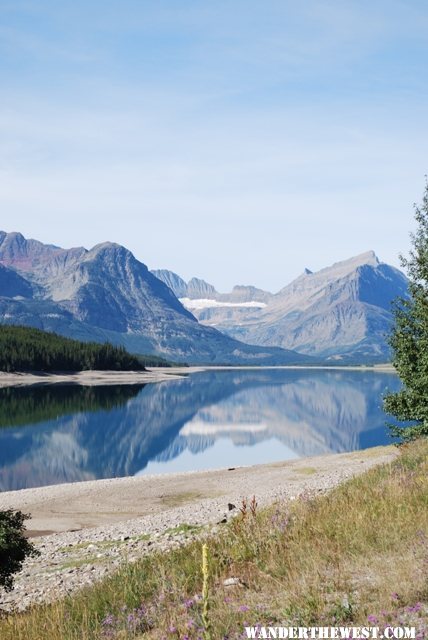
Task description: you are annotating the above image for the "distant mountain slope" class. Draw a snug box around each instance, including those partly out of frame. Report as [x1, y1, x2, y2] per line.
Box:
[152, 269, 272, 304]
[0, 263, 34, 298]
[151, 269, 188, 298]
[236, 251, 408, 361]
[0, 232, 311, 365]
[157, 252, 408, 363]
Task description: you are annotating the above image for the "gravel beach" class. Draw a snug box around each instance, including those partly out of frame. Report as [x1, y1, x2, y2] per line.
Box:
[0, 445, 397, 612]
[0, 368, 189, 388]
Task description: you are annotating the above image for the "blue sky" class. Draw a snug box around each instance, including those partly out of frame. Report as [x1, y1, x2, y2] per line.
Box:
[0, 1, 427, 291]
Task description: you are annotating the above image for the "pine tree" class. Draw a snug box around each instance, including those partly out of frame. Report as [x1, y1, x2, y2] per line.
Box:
[0, 325, 146, 372]
[384, 181, 428, 442]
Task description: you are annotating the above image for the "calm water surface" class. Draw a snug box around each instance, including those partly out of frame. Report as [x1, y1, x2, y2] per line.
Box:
[0, 369, 402, 491]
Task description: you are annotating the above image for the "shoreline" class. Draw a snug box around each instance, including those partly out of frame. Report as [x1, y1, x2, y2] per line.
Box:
[0, 445, 397, 611]
[0, 363, 396, 388]
[0, 368, 186, 388]
[0, 446, 396, 536]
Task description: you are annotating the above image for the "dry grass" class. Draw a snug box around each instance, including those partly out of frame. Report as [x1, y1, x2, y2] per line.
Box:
[291, 466, 317, 475]
[1, 442, 427, 639]
[159, 491, 210, 507]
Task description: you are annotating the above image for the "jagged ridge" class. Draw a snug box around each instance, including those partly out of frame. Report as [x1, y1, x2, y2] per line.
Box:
[0, 232, 311, 365]
[155, 252, 408, 363]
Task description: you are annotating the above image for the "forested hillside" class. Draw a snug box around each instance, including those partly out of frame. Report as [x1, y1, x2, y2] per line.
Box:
[0, 325, 145, 372]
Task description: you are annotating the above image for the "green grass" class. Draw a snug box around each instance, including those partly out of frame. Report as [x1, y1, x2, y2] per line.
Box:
[55, 556, 102, 572]
[58, 534, 151, 555]
[292, 465, 317, 475]
[1, 441, 427, 638]
[159, 491, 210, 507]
[164, 523, 203, 536]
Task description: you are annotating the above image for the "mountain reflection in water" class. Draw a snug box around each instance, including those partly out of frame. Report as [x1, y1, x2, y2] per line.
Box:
[0, 369, 401, 490]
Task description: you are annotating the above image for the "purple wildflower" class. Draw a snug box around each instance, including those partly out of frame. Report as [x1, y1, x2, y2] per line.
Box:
[184, 598, 194, 609]
[102, 614, 116, 626]
[239, 604, 250, 612]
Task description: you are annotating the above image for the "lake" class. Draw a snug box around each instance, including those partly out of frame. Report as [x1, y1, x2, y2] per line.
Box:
[0, 368, 402, 491]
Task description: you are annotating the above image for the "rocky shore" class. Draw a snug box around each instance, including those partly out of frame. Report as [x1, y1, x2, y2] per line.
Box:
[0, 368, 190, 388]
[0, 364, 395, 389]
[0, 446, 396, 612]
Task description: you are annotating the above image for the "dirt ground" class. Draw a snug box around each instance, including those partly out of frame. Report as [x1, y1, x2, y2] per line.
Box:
[0, 445, 397, 536]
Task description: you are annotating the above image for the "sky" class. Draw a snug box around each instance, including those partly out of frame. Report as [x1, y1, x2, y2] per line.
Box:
[0, 1, 427, 292]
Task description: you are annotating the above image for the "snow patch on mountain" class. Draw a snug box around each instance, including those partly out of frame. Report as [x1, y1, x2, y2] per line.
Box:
[165, 251, 408, 363]
[180, 298, 267, 310]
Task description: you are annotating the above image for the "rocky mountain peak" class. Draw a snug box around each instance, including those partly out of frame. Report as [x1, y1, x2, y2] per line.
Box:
[86, 241, 131, 261]
[177, 250, 408, 363]
[359, 249, 379, 264]
[276, 251, 383, 299]
[79, 243, 162, 291]
[0, 230, 78, 275]
[0, 231, 314, 364]
[151, 269, 188, 298]
[330, 250, 379, 273]
[89, 241, 124, 254]
[0, 231, 25, 245]
[226, 285, 272, 303]
[186, 277, 217, 299]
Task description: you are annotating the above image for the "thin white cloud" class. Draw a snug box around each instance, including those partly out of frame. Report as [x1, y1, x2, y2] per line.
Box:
[0, 1, 426, 290]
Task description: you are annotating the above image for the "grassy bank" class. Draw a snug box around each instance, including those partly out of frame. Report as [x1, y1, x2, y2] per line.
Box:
[1, 442, 427, 638]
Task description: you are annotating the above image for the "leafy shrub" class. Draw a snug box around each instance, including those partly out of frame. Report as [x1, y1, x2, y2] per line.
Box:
[0, 510, 40, 592]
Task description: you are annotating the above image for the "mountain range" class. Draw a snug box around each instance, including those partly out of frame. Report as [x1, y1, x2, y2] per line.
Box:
[0, 231, 408, 364]
[0, 231, 310, 365]
[154, 251, 408, 362]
